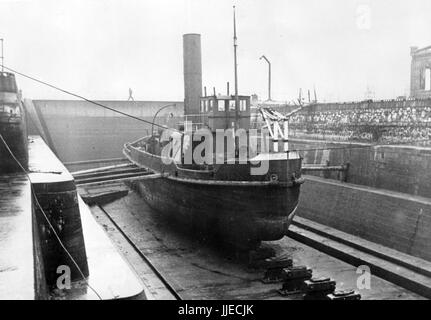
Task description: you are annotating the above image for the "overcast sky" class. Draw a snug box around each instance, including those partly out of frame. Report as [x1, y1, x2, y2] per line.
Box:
[1, 0, 431, 102]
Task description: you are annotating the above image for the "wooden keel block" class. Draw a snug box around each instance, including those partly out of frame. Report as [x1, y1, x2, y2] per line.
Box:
[327, 290, 362, 300]
[277, 266, 312, 296]
[261, 260, 296, 284]
[303, 277, 336, 300]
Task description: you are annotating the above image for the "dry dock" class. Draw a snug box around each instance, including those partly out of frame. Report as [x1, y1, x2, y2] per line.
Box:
[82, 184, 426, 300]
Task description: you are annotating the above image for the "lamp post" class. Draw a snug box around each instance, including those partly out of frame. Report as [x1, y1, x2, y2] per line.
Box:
[260, 55, 271, 101]
[151, 103, 176, 136]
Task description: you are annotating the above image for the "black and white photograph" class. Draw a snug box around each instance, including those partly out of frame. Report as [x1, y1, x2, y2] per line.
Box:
[0, 0, 430, 309]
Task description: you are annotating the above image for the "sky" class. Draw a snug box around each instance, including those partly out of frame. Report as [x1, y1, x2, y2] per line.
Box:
[1, 0, 431, 102]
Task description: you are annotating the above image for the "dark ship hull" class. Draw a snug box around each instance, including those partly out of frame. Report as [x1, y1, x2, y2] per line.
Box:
[0, 72, 28, 173]
[124, 136, 303, 247]
[0, 123, 27, 168]
[132, 175, 300, 245]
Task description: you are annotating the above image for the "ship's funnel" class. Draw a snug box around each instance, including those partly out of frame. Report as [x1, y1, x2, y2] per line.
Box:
[0, 72, 18, 93]
[183, 34, 202, 117]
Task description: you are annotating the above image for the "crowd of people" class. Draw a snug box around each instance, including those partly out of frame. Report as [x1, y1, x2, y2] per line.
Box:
[252, 100, 431, 144]
[289, 106, 431, 125]
[289, 125, 431, 145]
[283, 102, 431, 144]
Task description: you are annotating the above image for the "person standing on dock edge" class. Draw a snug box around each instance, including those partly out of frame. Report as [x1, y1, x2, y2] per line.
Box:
[128, 88, 134, 101]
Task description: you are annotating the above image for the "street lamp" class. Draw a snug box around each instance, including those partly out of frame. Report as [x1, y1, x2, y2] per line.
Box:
[260, 55, 271, 101]
[151, 103, 176, 136]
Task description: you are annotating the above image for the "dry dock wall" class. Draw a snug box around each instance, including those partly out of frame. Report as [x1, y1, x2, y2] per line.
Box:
[254, 98, 431, 197]
[27, 100, 183, 163]
[271, 98, 431, 260]
[298, 176, 431, 261]
[289, 139, 431, 198]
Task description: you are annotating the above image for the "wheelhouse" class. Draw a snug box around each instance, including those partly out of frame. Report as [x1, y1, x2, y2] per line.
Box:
[199, 95, 251, 131]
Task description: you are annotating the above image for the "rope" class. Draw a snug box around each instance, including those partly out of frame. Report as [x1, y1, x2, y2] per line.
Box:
[0, 64, 178, 132]
[1, 64, 428, 154]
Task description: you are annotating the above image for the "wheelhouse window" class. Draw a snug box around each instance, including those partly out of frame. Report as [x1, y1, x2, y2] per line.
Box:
[240, 99, 247, 111]
[218, 100, 225, 111]
[229, 100, 236, 111]
[201, 100, 212, 112]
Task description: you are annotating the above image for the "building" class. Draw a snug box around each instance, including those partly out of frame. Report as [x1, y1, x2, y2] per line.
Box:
[410, 45, 431, 99]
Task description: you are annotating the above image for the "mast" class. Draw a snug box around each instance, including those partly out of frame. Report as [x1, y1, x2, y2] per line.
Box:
[233, 6, 239, 130]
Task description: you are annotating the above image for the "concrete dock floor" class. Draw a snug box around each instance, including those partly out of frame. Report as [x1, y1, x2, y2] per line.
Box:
[89, 190, 425, 300]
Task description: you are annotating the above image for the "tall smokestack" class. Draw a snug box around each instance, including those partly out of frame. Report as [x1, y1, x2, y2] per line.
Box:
[183, 34, 202, 116]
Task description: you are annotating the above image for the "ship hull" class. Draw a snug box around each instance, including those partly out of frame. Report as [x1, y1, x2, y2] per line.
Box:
[131, 174, 300, 247]
[124, 136, 303, 248]
[0, 73, 28, 173]
[0, 120, 28, 172]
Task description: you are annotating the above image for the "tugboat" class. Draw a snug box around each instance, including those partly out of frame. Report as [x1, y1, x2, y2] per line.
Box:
[0, 71, 28, 173]
[124, 10, 304, 248]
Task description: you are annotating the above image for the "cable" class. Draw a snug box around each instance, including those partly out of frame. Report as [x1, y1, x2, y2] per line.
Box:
[1, 64, 428, 154]
[0, 134, 103, 300]
[0, 64, 180, 133]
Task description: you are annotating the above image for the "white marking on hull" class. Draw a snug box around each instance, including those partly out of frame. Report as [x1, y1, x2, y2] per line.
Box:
[287, 204, 299, 225]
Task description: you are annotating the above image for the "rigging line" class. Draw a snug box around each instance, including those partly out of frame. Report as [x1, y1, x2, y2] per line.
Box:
[0, 64, 180, 133]
[0, 134, 103, 300]
[2, 64, 429, 153]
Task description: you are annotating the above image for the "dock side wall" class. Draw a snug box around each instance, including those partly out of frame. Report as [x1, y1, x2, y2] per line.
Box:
[298, 176, 431, 261]
[28, 100, 184, 163]
[289, 139, 431, 198]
